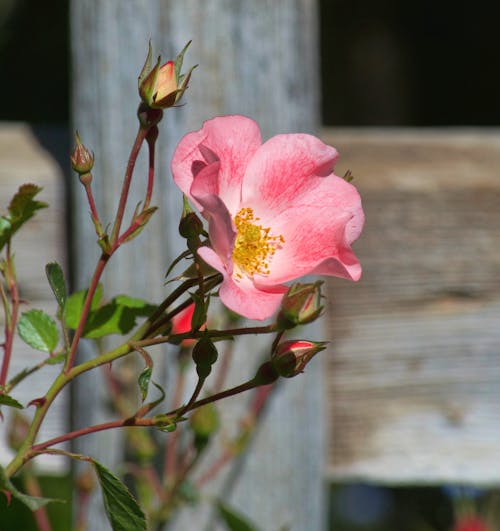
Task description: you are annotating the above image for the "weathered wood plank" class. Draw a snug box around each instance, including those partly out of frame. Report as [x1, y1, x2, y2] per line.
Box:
[0, 124, 68, 472]
[322, 128, 500, 484]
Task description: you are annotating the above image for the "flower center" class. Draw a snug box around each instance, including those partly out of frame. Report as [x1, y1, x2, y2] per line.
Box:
[232, 207, 284, 279]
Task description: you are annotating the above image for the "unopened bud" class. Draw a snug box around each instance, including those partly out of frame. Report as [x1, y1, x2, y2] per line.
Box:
[138, 41, 196, 110]
[271, 340, 327, 378]
[192, 336, 218, 378]
[277, 281, 323, 328]
[70, 132, 94, 175]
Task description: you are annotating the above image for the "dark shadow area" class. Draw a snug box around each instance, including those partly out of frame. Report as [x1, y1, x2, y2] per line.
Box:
[0, 0, 69, 123]
[320, 0, 500, 126]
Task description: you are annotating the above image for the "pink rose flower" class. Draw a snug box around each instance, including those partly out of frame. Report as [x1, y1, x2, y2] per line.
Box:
[171, 115, 364, 320]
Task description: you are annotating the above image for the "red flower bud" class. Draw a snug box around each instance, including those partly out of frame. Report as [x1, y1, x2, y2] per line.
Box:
[271, 340, 327, 378]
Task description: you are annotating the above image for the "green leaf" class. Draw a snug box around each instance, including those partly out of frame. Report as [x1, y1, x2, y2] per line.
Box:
[46, 353, 66, 365]
[63, 284, 103, 329]
[0, 394, 23, 409]
[18, 309, 59, 353]
[217, 501, 262, 531]
[92, 460, 146, 531]
[0, 184, 47, 252]
[0, 465, 55, 511]
[138, 366, 152, 402]
[45, 262, 67, 309]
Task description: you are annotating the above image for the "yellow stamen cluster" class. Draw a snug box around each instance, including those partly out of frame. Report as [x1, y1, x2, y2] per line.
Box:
[232, 207, 284, 279]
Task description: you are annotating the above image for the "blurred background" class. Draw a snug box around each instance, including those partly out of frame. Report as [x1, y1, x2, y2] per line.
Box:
[1, 0, 499, 126]
[1, 1, 499, 530]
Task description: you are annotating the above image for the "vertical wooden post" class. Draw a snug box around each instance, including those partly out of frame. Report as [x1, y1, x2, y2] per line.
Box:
[70, 1, 323, 529]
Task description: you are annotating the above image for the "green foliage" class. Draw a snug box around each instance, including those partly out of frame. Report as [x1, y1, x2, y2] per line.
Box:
[0, 473, 72, 530]
[17, 309, 59, 353]
[92, 460, 146, 531]
[64, 287, 156, 339]
[45, 262, 67, 310]
[138, 366, 153, 402]
[0, 184, 47, 252]
[0, 466, 55, 512]
[217, 501, 262, 531]
[0, 393, 23, 409]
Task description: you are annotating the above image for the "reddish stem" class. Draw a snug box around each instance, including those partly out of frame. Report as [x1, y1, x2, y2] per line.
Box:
[64, 253, 110, 373]
[0, 247, 20, 386]
[111, 126, 149, 244]
[144, 126, 158, 209]
[31, 416, 155, 454]
[83, 182, 103, 235]
[164, 367, 186, 480]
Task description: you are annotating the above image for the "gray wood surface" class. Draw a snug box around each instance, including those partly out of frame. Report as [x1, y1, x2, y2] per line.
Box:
[323, 128, 500, 485]
[70, 1, 323, 530]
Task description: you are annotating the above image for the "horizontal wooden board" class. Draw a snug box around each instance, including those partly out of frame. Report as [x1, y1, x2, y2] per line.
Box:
[322, 128, 500, 484]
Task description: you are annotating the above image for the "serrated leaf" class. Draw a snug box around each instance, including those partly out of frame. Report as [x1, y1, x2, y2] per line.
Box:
[114, 295, 156, 315]
[18, 309, 59, 353]
[45, 262, 67, 309]
[0, 184, 47, 252]
[92, 460, 146, 531]
[138, 366, 152, 402]
[0, 394, 23, 409]
[63, 284, 103, 329]
[217, 501, 262, 531]
[0, 465, 55, 511]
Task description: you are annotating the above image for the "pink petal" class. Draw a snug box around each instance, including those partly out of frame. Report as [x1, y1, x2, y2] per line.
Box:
[241, 133, 339, 217]
[197, 247, 287, 320]
[255, 175, 364, 285]
[191, 163, 236, 267]
[171, 115, 262, 214]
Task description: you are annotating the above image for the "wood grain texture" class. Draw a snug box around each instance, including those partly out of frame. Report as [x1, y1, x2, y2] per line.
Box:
[70, 2, 323, 529]
[0, 124, 68, 472]
[322, 128, 500, 484]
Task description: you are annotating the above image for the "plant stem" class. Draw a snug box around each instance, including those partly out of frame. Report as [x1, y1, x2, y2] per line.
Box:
[110, 126, 149, 244]
[144, 126, 157, 209]
[0, 244, 20, 387]
[64, 252, 110, 373]
[168, 378, 258, 417]
[30, 416, 155, 454]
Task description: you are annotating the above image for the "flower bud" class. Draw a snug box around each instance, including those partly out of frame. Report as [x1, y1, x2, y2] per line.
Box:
[277, 281, 323, 328]
[138, 41, 196, 110]
[192, 336, 218, 378]
[70, 131, 94, 175]
[271, 340, 327, 378]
